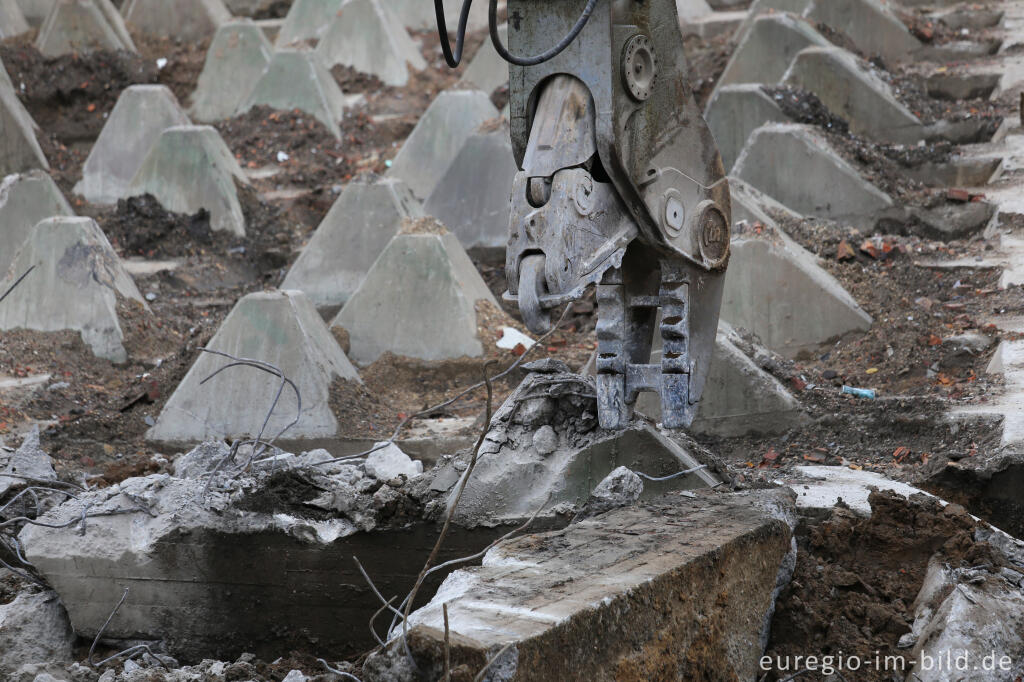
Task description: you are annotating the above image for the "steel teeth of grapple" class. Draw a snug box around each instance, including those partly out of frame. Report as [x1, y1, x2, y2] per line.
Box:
[659, 267, 694, 429]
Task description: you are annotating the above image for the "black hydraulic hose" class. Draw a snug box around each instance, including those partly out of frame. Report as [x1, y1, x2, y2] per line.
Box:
[488, 0, 599, 66]
[435, 0, 475, 67]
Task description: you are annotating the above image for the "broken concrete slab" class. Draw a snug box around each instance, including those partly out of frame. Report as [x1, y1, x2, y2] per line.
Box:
[422, 122, 517, 254]
[238, 48, 346, 139]
[368, 489, 795, 681]
[733, 123, 894, 230]
[0, 590, 75, 677]
[0, 216, 148, 363]
[804, 0, 921, 62]
[460, 23, 508, 95]
[315, 0, 426, 87]
[189, 21, 274, 123]
[331, 218, 501, 366]
[0, 428, 57, 498]
[148, 290, 360, 445]
[280, 174, 423, 309]
[127, 125, 249, 237]
[704, 84, 789, 171]
[0, 171, 74, 277]
[387, 88, 499, 199]
[0, 80, 48, 178]
[781, 46, 924, 144]
[122, 0, 231, 41]
[786, 464, 939, 515]
[721, 222, 873, 358]
[0, 0, 29, 38]
[74, 85, 190, 205]
[35, 0, 135, 57]
[276, 0, 342, 45]
[717, 13, 831, 89]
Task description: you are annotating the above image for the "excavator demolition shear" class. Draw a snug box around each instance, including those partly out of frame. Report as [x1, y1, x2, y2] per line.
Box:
[435, 0, 732, 431]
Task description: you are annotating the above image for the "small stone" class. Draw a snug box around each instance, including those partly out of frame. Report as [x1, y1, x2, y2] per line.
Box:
[532, 425, 558, 456]
[282, 670, 308, 682]
[364, 442, 420, 480]
[590, 466, 643, 508]
[513, 396, 555, 427]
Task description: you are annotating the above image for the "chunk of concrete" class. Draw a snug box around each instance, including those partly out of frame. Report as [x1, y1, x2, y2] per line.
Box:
[787, 465, 938, 515]
[369, 489, 795, 681]
[316, 0, 426, 87]
[704, 84, 789, 171]
[460, 23, 508, 94]
[74, 85, 190, 205]
[0, 428, 56, 498]
[122, 0, 231, 41]
[0, 171, 74, 276]
[0, 216, 148, 363]
[364, 442, 420, 481]
[0, 0, 29, 37]
[733, 123, 893, 229]
[331, 219, 501, 366]
[717, 13, 831, 88]
[804, 0, 920, 63]
[238, 48, 346, 139]
[422, 123, 517, 253]
[0, 81, 48, 178]
[722, 223, 873, 357]
[276, 0, 342, 45]
[0, 591, 75, 676]
[127, 125, 249, 237]
[190, 21, 274, 123]
[35, 0, 135, 57]
[387, 88, 499, 199]
[148, 290, 360, 445]
[280, 174, 423, 309]
[782, 46, 924, 144]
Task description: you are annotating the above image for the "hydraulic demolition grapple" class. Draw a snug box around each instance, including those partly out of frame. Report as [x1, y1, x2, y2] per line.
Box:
[436, 0, 731, 430]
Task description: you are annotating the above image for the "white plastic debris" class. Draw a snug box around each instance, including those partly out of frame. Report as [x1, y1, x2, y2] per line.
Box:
[496, 327, 535, 351]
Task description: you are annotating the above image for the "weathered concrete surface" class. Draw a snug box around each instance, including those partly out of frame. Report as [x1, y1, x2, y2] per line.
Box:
[127, 125, 249, 237]
[733, 0, 810, 41]
[722, 222, 873, 358]
[367, 490, 796, 682]
[189, 21, 273, 123]
[0, 171, 74, 276]
[0, 427, 57, 498]
[16, 0, 53, 26]
[122, 0, 231, 40]
[733, 123, 894, 229]
[74, 85, 190, 205]
[717, 13, 831, 88]
[35, 0, 135, 57]
[280, 174, 423, 309]
[331, 220, 501, 366]
[782, 46, 924, 144]
[0, 591, 75, 676]
[786, 464, 940, 515]
[728, 174, 803, 225]
[423, 123, 517, 253]
[0, 78, 48, 177]
[316, 0, 426, 87]
[804, 0, 920, 62]
[387, 89, 499, 199]
[238, 48, 346, 139]
[148, 290, 360, 445]
[276, 0, 342, 45]
[461, 23, 508, 94]
[705, 84, 789, 171]
[0, 216, 148, 363]
[0, 0, 29, 38]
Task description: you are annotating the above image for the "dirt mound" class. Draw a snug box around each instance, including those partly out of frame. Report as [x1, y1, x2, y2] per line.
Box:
[103, 194, 214, 258]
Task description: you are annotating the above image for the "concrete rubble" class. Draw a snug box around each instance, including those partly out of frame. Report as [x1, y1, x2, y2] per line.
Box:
[0, 170, 74, 276]
[148, 290, 361, 446]
[238, 48, 346, 139]
[315, 0, 426, 87]
[122, 0, 231, 41]
[35, 0, 135, 58]
[0, 216, 149, 363]
[74, 85, 191, 205]
[0, 427, 57, 498]
[281, 174, 423, 310]
[189, 21, 274, 123]
[0, 590, 75, 676]
[387, 88, 500, 199]
[127, 125, 249, 237]
[0, 73, 48, 178]
[331, 218, 503, 366]
[276, 0, 342, 46]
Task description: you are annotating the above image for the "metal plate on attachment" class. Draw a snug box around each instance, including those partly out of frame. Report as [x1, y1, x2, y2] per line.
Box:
[622, 34, 657, 101]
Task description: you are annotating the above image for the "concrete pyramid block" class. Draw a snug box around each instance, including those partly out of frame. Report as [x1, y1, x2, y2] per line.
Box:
[782, 46, 923, 144]
[423, 123, 516, 252]
[705, 84, 789, 171]
[0, 0, 29, 37]
[733, 123, 893, 229]
[388, 88, 499, 199]
[391, 0, 488, 30]
[190, 21, 274, 123]
[0, 171, 75, 276]
[316, 0, 426, 87]
[74, 85, 190, 205]
[238, 48, 346, 139]
[122, 0, 231, 41]
[148, 290, 361, 445]
[722, 222, 872, 358]
[36, 0, 135, 57]
[17, 0, 55, 26]
[276, 0, 342, 46]
[733, 0, 811, 41]
[461, 23, 508, 94]
[0, 216, 148, 363]
[281, 174, 423, 309]
[728, 175, 802, 226]
[717, 13, 830, 88]
[0, 79, 48, 177]
[804, 0, 920, 62]
[331, 218, 501, 366]
[127, 125, 249, 236]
